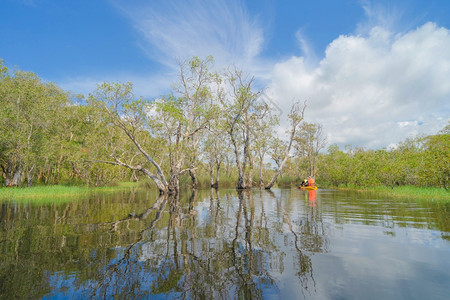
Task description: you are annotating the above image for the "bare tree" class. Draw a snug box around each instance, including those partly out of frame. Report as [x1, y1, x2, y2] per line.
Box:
[294, 122, 327, 177]
[221, 68, 267, 189]
[265, 101, 307, 190]
[91, 57, 218, 194]
[252, 104, 279, 188]
[203, 130, 227, 188]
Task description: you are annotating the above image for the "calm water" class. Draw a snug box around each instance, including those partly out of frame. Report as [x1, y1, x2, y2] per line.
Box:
[0, 188, 449, 299]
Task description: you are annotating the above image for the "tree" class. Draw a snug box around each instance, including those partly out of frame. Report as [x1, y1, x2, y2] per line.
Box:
[420, 123, 450, 189]
[221, 68, 269, 189]
[294, 122, 327, 177]
[252, 105, 279, 188]
[203, 130, 227, 188]
[90, 57, 218, 194]
[0, 61, 69, 187]
[265, 101, 306, 190]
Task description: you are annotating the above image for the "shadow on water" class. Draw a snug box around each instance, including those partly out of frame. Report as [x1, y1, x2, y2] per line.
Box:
[0, 188, 449, 299]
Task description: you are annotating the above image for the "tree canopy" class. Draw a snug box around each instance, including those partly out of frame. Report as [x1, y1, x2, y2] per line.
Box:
[1, 58, 448, 191]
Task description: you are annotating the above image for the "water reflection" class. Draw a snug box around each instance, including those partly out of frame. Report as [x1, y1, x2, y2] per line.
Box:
[0, 188, 449, 299]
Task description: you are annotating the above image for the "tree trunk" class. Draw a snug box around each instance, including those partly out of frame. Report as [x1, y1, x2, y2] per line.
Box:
[259, 157, 264, 188]
[265, 128, 297, 190]
[130, 170, 138, 182]
[209, 162, 215, 187]
[138, 167, 169, 194]
[188, 169, 198, 189]
[5, 162, 22, 187]
[168, 174, 180, 195]
[26, 164, 35, 187]
[225, 157, 231, 177]
[247, 151, 254, 188]
[230, 132, 246, 189]
[56, 154, 63, 184]
[213, 161, 221, 188]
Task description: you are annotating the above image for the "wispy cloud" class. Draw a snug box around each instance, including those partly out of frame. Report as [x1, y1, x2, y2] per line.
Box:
[357, 0, 405, 34]
[73, 0, 448, 150]
[112, 0, 266, 74]
[295, 28, 318, 67]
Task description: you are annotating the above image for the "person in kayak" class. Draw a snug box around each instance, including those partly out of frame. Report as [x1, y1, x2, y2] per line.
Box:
[300, 178, 309, 187]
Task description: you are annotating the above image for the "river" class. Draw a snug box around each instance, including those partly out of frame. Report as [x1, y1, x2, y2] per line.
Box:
[0, 188, 449, 299]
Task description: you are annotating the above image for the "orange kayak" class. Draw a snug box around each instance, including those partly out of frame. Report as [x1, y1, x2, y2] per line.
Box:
[298, 186, 318, 190]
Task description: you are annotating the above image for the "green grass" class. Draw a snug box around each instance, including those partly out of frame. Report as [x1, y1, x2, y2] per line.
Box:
[336, 185, 449, 202]
[0, 182, 138, 204]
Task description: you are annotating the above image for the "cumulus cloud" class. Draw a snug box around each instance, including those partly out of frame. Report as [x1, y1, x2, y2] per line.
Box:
[62, 1, 449, 150]
[269, 22, 450, 149]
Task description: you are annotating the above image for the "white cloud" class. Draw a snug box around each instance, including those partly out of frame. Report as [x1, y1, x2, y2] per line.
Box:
[57, 0, 272, 105]
[269, 22, 450, 149]
[112, 0, 268, 77]
[59, 1, 449, 151]
[357, 0, 405, 34]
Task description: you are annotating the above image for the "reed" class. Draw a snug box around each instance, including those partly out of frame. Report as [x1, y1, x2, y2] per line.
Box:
[336, 185, 449, 202]
[0, 182, 138, 203]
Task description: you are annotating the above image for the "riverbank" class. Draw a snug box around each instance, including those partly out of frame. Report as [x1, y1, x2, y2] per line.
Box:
[0, 182, 138, 203]
[333, 185, 449, 202]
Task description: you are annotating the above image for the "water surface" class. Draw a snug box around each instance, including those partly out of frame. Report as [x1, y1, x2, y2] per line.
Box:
[0, 188, 449, 299]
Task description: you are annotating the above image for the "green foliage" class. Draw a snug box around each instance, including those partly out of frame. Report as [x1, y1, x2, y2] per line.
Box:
[0, 62, 70, 186]
[315, 124, 450, 190]
[0, 62, 136, 187]
[1, 58, 447, 194]
[0, 182, 138, 203]
[276, 175, 298, 188]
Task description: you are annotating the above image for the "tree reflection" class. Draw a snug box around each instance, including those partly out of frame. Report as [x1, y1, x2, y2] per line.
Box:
[91, 194, 168, 298]
[230, 190, 272, 299]
[4, 188, 445, 298]
[1, 188, 326, 299]
[265, 189, 329, 297]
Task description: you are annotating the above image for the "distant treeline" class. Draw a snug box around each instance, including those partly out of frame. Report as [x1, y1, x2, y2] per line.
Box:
[1, 58, 448, 191]
[284, 127, 449, 190]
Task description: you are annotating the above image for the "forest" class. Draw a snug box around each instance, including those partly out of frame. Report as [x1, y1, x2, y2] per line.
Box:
[0, 57, 449, 193]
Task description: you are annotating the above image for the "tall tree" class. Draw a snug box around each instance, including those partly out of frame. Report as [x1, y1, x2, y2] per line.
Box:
[253, 106, 279, 188]
[0, 61, 69, 186]
[294, 122, 327, 177]
[222, 68, 267, 189]
[203, 130, 227, 188]
[265, 101, 306, 190]
[90, 57, 218, 194]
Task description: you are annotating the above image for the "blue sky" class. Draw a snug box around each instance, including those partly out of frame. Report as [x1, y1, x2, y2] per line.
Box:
[1, 0, 449, 149]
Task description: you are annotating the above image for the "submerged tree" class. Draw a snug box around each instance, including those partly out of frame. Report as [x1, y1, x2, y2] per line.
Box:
[90, 57, 219, 194]
[203, 130, 227, 188]
[294, 122, 327, 177]
[265, 101, 307, 189]
[252, 101, 279, 188]
[221, 68, 269, 189]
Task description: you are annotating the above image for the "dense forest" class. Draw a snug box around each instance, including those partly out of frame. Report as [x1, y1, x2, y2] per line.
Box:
[0, 57, 448, 192]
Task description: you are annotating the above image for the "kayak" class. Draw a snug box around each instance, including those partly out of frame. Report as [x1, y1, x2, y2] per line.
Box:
[298, 186, 318, 190]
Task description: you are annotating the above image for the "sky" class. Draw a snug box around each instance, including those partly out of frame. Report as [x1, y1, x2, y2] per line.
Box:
[1, 0, 449, 150]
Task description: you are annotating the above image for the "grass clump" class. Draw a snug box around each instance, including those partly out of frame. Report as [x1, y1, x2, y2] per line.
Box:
[336, 185, 449, 202]
[0, 182, 138, 204]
